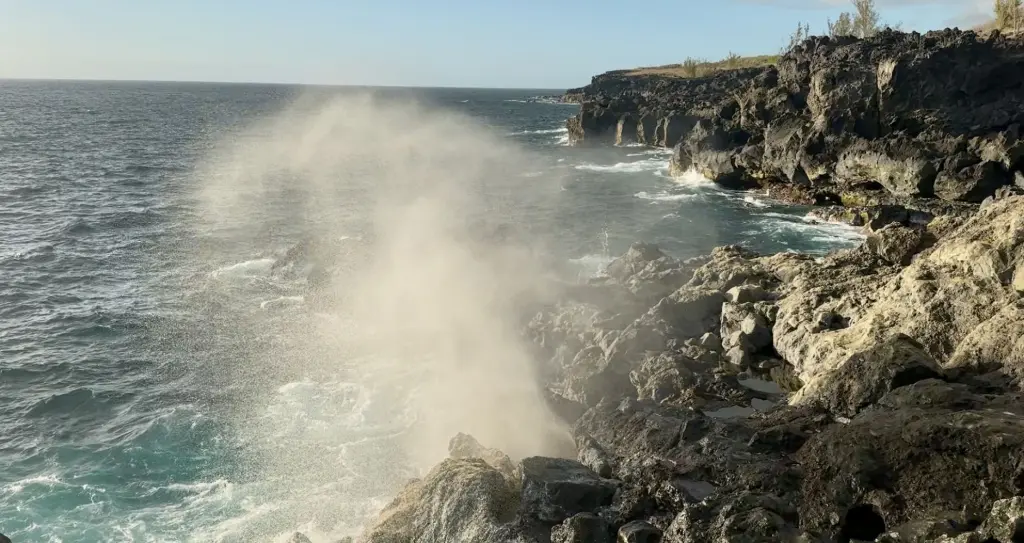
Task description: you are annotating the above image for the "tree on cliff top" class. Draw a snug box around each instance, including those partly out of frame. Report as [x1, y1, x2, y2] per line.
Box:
[829, 0, 882, 38]
[994, 0, 1022, 33]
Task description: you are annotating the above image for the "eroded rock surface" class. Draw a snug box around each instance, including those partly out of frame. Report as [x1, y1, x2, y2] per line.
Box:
[358, 197, 1024, 542]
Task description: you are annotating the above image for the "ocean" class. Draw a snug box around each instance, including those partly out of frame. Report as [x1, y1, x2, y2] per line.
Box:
[0, 81, 862, 542]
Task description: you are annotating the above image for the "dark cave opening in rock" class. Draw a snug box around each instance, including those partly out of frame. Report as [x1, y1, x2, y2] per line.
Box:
[839, 504, 886, 542]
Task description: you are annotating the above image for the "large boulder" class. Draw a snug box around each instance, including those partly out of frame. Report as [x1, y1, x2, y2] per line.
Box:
[362, 458, 518, 543]
[520, 457, 619, 524]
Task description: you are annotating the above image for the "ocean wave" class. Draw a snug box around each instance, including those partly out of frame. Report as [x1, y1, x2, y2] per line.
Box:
[574, 157, 667, 173]
[748, 213, 865, 246]
[568, 254, 614, 279]
[670, 168, 713, 187]
[634, 191, 699, 202]
[743, 195, 771, 208]
[626, 148, 674, 157]
[210, 258, 276, 279]
[508, 127, 568, 136]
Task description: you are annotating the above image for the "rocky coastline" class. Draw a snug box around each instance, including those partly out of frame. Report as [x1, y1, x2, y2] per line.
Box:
[566, 29, 1024, 212]
[344, 192, 1024, 543]
[326, 29, 1024, 543]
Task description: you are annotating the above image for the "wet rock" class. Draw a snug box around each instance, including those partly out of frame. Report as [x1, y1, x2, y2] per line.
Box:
[550, 512, 612, 543]
[449, 433, 516, 478]
[520, 457, 618, 524]
[363, 458, 518, 543]
[617, 520, 662, 542]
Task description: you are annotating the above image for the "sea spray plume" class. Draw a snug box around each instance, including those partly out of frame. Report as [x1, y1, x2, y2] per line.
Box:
[187, 92, 573, 540]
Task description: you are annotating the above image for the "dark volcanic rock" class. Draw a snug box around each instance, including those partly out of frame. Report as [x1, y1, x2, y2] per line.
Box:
[566, 29, 1024, 205]
[358, 198, 1024, 543]
[550, 512, 612, 543]
[521, 457, 619, 524]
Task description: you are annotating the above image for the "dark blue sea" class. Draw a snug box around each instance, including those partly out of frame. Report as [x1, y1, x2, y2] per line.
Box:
[0, 81, 862, 542]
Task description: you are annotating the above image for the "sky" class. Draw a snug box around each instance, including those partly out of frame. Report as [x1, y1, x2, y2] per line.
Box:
[0, 0, 994, 89]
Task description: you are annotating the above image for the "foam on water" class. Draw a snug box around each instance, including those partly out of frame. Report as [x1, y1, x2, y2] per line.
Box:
[670, 167, 714, 187]
[509, 127, 568, 136]
[634, 191, 700, 202]
[743, 195, 771, 208]
[574, 157, 668, 173]
[210, 258, 276, 279]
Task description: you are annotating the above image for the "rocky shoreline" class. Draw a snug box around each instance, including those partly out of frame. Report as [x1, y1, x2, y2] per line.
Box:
[329, 29, 1024, 543]
[342, 189, 1024, 543]
[565, 29, 1024, 212]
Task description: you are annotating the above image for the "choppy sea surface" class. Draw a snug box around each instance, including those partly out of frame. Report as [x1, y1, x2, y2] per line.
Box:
[0, 81, 862, 542]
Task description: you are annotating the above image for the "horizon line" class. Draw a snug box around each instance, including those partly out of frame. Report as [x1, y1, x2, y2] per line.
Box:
[0, 76, 569, 92]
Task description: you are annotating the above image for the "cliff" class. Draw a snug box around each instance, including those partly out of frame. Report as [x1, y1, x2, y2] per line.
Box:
[567, 29, 1024, 206]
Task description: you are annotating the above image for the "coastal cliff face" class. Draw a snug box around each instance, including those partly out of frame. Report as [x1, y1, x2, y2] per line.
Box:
[350, 195, 1024, 543]
[567, 29, 1024, 205]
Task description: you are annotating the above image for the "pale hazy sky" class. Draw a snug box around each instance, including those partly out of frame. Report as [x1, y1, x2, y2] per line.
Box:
[0, 0, 991, 88]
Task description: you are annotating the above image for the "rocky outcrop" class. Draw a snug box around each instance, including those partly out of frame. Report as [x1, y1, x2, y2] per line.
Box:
[567, 29, 1024, 206]
[355, 197, 1024, 543]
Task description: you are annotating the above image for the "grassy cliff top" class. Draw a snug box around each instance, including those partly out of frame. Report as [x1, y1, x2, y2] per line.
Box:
[612, 54, 779, 79]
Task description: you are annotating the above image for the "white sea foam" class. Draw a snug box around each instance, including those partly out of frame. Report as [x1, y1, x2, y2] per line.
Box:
[509, 127, 568, 136]
[634, 191, 699, 202]
[568, 253, 614, 279]
[670, 167, 713, 187]
[210, 258, 276, 279]
[743, 195, 771, 208]
[626, 148, 673, 157]
[574, 157, 667, 173]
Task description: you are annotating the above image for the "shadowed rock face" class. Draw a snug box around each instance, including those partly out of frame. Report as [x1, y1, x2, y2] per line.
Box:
[347, 198, 1024, 542]
[566, 29, 1024, 206]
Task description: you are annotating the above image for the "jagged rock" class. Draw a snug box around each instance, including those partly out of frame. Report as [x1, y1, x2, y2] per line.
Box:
[567, 29, 1024, 206]
[449, 433, 516, 478]
[721, 303, 772, 355]
[802, 334, 944, 417]
[725, 285, 770, 304]
[520, 457, 618, 524]
[934, 161, 1008, 203]
[978, 497, 1024, 542]
[550, 512, 612, 543]
[864, 224, 924, 265]
[363, 458, 518, 543]
[617, 520, 662, 542]
[775, 196, 1024, 400]
[835, 139, 937, 197]
[698, 332, 722, 351]
[576, 434, 615, 478]
[798, 386, 1024, 537]
[286, 533, 313, 543]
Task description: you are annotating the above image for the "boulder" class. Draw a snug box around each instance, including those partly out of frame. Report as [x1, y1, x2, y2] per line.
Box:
[864, 224, 924, 265]
[550, 513, 612, 543]
[449, 433, 516, 478]
[616, 520, 662, 543]
[520, 457, 618, 524]
[803, 334, 944, 417]
[362, 458, 518, 543]
[934, 161, 1008, 203]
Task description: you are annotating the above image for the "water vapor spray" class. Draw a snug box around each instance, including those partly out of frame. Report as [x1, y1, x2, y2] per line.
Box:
[189, 92, 572, 540]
